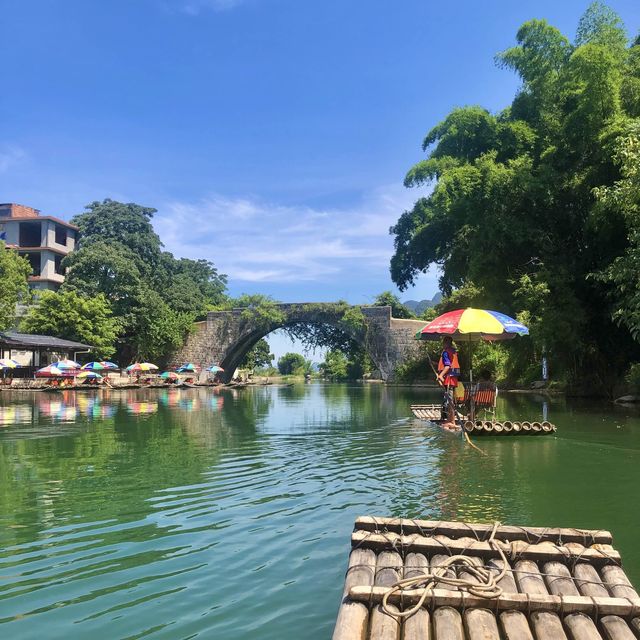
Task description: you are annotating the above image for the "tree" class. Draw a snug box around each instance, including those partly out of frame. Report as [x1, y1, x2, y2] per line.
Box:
[63, 199, 227, 362]
[389, 4, 640, 388]
[240, 339, 274, 370]
[277, 352, 307, 375]
[0, 242, 31, 331]
[373, 291, 415, 319]
[320, 350, 349, 380]
[21, 290, 119, 358]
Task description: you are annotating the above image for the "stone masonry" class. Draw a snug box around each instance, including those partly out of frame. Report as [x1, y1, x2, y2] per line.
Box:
[169, 304, 427, 382]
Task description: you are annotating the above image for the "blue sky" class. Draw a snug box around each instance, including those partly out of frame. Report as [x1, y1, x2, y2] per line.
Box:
[1, 1, 639, 328]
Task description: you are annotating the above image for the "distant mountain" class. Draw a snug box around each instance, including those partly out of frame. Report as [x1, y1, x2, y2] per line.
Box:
[403, 292, 442, 316]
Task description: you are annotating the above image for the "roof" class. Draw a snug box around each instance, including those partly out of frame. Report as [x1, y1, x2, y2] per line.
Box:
[0, 215, 79, 230]
[0, 331, 92, 350]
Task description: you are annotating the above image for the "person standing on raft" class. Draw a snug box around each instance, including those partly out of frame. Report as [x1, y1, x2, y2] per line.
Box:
[437, 336, 460, 429]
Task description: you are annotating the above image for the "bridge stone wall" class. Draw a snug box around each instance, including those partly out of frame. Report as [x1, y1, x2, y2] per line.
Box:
[169, 304, 426, 382]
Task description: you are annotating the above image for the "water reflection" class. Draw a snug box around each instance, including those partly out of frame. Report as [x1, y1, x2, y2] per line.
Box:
[0, 384, 639, 640]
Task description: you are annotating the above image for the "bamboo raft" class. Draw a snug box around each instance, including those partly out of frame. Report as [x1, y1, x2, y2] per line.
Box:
[411, 404, 557, 435]
[333, 516, 639, 640]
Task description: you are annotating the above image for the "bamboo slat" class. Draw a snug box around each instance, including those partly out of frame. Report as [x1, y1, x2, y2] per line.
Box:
[530, 611, 569, 640]
[353, 516, 613, 545]
[564, 613, 604, 640]
[432, 606, 464, 640]
[499, 610, 535, 640]
[350, 530, 620, 565]
[464, 608, 501, 640]
[401, 608, 430, 640]
[348, 586, 640, 618]
[599, 615, 637, 640]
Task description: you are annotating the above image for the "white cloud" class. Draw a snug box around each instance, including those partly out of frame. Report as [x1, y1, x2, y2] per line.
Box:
[154, 184, 419, 286]
[0, 146, 27, 173]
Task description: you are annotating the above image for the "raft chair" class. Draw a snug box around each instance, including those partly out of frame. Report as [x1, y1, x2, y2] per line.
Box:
[462, 383, 498, 422]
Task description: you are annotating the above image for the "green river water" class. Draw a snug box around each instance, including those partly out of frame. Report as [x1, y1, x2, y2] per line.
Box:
[0, 383, 639, 639]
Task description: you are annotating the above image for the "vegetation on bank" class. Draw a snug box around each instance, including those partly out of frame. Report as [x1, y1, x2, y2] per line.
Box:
[389, 3, 640, 391]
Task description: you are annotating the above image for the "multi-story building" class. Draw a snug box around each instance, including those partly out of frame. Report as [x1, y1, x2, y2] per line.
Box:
[0, 203, 78, 291]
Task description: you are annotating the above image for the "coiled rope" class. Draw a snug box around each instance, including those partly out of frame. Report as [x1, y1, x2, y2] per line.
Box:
[381, 521, 506, 619]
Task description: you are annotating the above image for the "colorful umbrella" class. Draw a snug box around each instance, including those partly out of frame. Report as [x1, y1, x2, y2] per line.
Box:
[100, 361, 119, 369]
[0, 358, 20, 368]
[416, 308, 529, 341]
[126, 362, 159, 372]
[53, 359, 81, 370]
[82, 361, 106, 370]
[160, 371, 179, 380]
[176, 363, 198, 372]
[36, 365, 65, 377]
[77, 371, 103, 380]
[206, 365, 224, 372]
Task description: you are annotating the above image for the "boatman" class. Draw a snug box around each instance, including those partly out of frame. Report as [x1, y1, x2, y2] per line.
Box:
[437, 336, 460, 428]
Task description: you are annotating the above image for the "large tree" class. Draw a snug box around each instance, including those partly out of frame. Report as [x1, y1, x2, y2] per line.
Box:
[0, 242, 31, 331]
[62, 199, 227, 362]
[389, 3, 640, 387]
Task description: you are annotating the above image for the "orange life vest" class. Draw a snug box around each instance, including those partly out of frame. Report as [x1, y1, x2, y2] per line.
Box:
[438, 347, 460, 384]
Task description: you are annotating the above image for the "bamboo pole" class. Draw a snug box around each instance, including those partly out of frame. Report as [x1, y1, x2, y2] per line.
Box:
[464, 608, 501, 640]
[543, 561, 581, 596]
[332, 548, 376, 640]
[502, 421, 514, 434]
[599, 615, 636, 640]
[433, 606, 464, 640]
[530, 611, 568, 640]
[353, 517, 613, 545]
[499, 610, 535, 640]
[600, 565, 639, 600]
[350, 530, 620, 564]
[574, 563, 610, 598]
[564, 612, 604, 640]
[369, 550, 402, 640]
[348, 586, 640, 618]
[515, 559, 549, 595]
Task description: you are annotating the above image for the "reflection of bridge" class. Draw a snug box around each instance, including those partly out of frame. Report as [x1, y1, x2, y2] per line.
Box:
[169, 304, 426, 382]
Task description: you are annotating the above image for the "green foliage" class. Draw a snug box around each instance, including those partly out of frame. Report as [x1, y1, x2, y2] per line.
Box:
[390, 4, 640, 389]
[240, 339, 274, 370]
[21, 290, 119, 358]
[234, 295, 286, 332]
[320, 350, 349, 380]
[63, 199, 227, 362]
[373, 291, 415, 318]
[0, 241, 31, 331]
[277, 352, 308, 375]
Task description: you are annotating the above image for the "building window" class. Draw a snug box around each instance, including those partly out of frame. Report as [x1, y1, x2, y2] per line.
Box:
[19, 221, 41, 247]
[54, 254, 64, 275]
[55, 225, 67, 246]
[20, 252, 41, 276]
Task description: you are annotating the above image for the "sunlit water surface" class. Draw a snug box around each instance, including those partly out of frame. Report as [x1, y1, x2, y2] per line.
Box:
[0, 384, 639, 639]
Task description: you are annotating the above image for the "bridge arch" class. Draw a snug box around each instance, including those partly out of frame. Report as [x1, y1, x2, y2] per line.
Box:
[170, 304, 427, 382]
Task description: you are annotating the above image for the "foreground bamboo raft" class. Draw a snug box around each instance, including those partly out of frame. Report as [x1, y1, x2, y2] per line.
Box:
[410, 404, 557, 435]
[333, 516, 639, 640]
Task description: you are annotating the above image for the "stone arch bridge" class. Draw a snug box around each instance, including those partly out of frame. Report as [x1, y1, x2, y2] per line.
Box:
[170, 303, 427, 382]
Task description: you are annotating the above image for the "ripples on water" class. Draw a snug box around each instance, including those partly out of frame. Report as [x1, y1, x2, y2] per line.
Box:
[0, 384, 639, 639]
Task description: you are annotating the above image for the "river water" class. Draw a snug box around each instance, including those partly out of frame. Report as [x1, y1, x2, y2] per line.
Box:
[0, 383, 639, 639]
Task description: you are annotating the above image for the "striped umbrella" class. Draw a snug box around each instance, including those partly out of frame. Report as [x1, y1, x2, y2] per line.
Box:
[126, 362, 159, 372]
[36, 365, 65, 377]
[160, 371, 179, 380]
[206, 365, 224, 373]
[0, 358, 20, 368]
[176, 363, 198, 372]
[82, 361, 107, 371]
[77, 371, 103, 380]
[53, 359, 81, 370]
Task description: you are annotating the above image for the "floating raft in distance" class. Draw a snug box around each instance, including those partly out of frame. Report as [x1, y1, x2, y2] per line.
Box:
[333, 515, 640, 640]
[410, 404, 557, 435]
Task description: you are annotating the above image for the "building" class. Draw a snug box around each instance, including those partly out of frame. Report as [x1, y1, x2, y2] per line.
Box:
[0, 331, 92, 375]
[0, 203, 78, 291]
